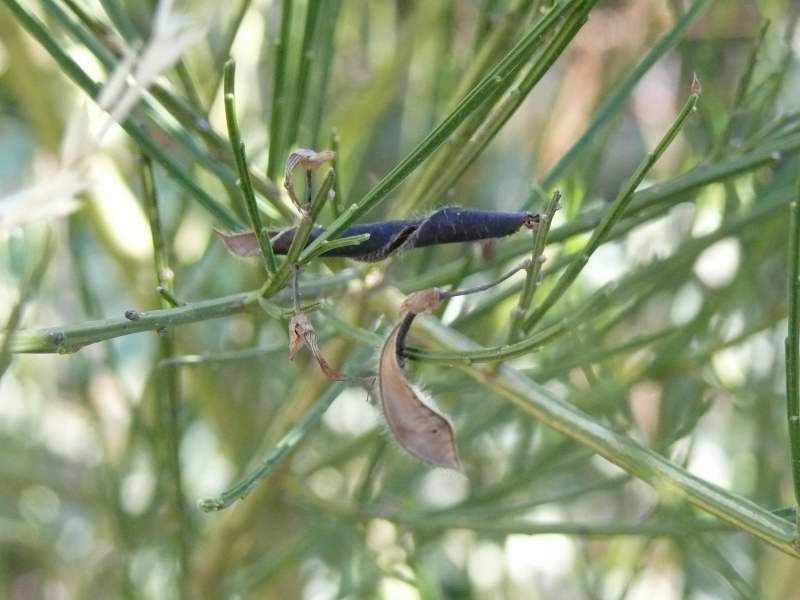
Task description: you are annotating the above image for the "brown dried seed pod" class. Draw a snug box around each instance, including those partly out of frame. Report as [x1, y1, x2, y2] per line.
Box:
[378, 319, 462, 471]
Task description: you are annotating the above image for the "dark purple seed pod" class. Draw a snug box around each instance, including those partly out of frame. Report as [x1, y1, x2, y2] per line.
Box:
[270, 207, 538, 262]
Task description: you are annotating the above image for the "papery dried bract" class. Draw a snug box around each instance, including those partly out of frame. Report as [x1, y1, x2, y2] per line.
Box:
[215, 229, 261, 257]
[288, 313, 314, 359]
[288, 313, 344, 381]
[284, 148, 336, 210]
[378, 322, 462, 471]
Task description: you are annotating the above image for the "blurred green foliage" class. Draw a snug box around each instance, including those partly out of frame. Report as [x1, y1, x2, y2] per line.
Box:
[2, 0, 800, 598]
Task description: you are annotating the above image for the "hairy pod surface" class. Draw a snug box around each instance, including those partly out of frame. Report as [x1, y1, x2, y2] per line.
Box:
[378, 316, 462, 471]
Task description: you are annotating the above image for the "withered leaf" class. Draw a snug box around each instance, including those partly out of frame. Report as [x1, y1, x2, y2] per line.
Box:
[378, 321, 462, 471]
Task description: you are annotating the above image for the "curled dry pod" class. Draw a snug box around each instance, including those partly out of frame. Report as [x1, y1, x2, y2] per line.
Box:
[284, 148, 336, 210]
[378, 318, 462, 471]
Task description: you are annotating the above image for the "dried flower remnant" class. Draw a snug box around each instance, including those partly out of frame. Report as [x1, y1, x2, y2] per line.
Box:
[288, 312, 344, 381]
[283, 148, 336, 211]
[378, 314, 462, 471]
[401, 288, 443, 314]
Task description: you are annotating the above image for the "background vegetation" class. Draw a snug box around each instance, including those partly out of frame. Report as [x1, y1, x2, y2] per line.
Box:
[1, 0, 800, 598]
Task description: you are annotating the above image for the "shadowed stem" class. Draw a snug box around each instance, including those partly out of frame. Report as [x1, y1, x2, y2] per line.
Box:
[786, 178, 800, 523]
[139, 155, 191, 595]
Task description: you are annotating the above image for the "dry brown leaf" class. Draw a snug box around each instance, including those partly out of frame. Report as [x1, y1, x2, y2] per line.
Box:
[378, 321, 462, 471]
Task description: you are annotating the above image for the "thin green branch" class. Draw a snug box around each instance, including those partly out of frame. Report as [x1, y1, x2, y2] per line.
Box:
[523, 88, 699, 331]
[297, 490, 733, 537]
[712, 19, 770, 159]
[262, 169, 335, 296]
[5, 270, 360, 354]
[785, 179, 800, 513]
[139, 155, 191, 594]
[509, 190, 561, 341]
[209, 0, 252, 101]
[528, 0, 711, 198]
[0, 234, 54, 380]
[309, 1, 342, 148]
[223, 59, 277, 275]
[267, 0, 294, 181]
[315, 0, 583, 244]
[198, 378, 347, 511]
[285, 0, 322, 147]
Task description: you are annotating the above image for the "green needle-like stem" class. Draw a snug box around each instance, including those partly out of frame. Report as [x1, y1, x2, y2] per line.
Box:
[198, 379, 346, 512]
[509, 190, 561, 341]
[262, 169, 336, 296]
[223, 59, 277, 275]
[786, 178, 800, 519]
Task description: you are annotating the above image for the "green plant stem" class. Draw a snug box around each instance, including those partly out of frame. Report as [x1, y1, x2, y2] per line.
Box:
[98, 0, 138, 41]
[209, 0, 252, 101]
[267, 0, 294, 181]
[5, 269, 360, 354]
[285, 0, 321, 147]
[509, 190, 561, 341]
[223, 60, 277, 275]
[786, 180, 800, 514]
[309, 1, 342, 148]
[330, 130, 344, 217]
[396, 0, 572, 215]
[300, 233, 371, 262]
[262, 169, 335, 296]
[295, 489, 733, 537]
[528, 0, 711, 198]
[198, 378, 347, 511]
[402, 1, 591, 216]
[139, 155, 191, 595]
[0, 234, 54, 380]
[523, 90, 699, 331]
[712, 19, 770, 159]
[1, 0, 243, 229]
